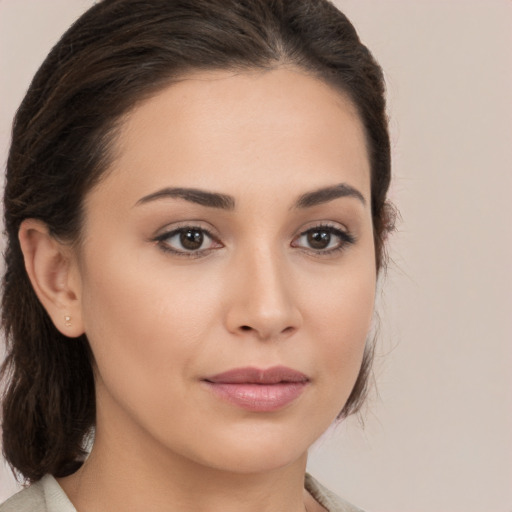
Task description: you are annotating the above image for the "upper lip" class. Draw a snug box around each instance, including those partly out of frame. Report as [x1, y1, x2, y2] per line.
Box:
[204, 366, 309, 384]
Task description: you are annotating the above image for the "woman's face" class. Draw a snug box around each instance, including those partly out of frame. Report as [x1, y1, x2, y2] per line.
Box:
[72, 68, 376, 473]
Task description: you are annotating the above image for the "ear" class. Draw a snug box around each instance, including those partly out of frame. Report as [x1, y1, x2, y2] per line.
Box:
[18, 219, 85, 337]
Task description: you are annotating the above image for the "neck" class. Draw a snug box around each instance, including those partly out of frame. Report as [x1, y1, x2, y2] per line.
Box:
[58, 404, 312, 512]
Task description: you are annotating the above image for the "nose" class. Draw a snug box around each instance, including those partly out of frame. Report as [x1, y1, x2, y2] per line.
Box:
[223, 247, 302, 341]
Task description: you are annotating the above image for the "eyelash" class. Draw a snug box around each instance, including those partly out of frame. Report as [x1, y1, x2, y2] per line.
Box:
[153, 225, 221, 259]
[152, 224, 355, 258]
[292, 224, 356, 256]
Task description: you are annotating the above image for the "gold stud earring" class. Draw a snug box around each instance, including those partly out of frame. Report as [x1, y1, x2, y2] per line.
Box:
[64, 315, 72, 327]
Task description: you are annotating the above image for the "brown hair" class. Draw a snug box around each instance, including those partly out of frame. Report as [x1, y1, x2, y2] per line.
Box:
[1, 0, 393, 482]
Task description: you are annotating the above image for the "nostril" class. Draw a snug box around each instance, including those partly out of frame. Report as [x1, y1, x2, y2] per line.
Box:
[240, 325, 252, 331]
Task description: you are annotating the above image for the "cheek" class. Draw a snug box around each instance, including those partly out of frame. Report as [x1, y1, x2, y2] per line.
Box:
[306, 251, 375, 336]
[77, 249, 215, 405]
[303, 256, 376, 400]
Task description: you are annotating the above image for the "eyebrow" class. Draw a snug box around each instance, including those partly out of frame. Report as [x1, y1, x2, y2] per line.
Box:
[135, 187, 235, 210]
[135, 182, 365, 211]
[294, 183, 366, 209]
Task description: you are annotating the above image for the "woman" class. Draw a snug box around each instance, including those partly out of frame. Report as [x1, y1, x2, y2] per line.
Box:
[0, 0, 393, 511]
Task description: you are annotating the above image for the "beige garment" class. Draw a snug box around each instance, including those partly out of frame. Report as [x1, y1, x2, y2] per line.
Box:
[0, 473, 364, 512]
[0, 474, 75, 512]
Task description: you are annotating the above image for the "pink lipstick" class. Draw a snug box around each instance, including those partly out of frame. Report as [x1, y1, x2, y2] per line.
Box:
[203, 366, 309, 412]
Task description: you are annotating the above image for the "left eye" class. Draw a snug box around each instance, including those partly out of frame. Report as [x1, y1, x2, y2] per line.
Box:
[156, 227, 219, 254]
[292, 226, 354, 252]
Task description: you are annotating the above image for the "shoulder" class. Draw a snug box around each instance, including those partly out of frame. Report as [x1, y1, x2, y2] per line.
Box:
[0, 475, 76, 512]
[0, 480, 46, 512]
[305, 473, 365, 512]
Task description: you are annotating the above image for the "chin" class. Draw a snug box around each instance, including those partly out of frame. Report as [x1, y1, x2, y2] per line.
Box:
[199, 444, 307, 475]
[176, 422, 319, 475]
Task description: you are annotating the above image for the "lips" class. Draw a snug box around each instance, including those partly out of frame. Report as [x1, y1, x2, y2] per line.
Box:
[203, 366, 309, 412]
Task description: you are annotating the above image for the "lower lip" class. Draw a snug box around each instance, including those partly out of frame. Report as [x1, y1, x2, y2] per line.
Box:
[204, 382, 308, 412]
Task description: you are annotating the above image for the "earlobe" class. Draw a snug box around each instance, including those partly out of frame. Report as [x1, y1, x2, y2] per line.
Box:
[18, 219, 85, 338]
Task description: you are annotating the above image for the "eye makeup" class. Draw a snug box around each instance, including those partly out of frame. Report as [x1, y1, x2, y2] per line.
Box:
[151, 220, 356, 259]
[291, 223, 356, 256]
[152, 224, 223, 258]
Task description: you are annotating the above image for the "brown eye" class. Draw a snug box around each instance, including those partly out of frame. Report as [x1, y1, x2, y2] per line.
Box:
[155, 226, 221, 255]
[180, 229, 204, 250]
[292, 225, 355, 254]
[307, 230, 331, 250]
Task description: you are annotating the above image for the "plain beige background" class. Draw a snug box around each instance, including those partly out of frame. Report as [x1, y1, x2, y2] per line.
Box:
[1, 1, 511, 511]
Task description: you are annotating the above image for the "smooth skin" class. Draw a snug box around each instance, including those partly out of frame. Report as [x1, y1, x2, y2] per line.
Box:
[19, 67, 376, 512]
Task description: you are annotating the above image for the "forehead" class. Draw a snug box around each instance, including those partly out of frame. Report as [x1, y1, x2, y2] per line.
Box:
[94, 68, 370, 206]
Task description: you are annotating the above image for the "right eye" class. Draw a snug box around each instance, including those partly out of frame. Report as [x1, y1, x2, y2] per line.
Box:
[291, 224, 355, 255]
[154, 226, 222, 256]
